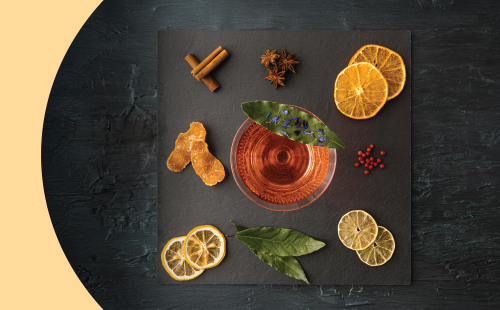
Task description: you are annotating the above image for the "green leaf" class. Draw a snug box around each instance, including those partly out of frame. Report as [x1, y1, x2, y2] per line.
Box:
[241, 100, 346, 151]
[250, 250, 309, 284]
[231, 222, 309, 284]
[235, 227, 326, 257]
[230, 222, 317, 284]
[230, 221, 248, 232]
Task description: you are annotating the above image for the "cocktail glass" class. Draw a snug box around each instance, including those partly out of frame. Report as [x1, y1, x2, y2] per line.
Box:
[230, 105, 336, 211]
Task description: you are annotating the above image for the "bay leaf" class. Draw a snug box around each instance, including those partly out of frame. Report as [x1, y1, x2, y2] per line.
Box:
[251, 250, 309, 284]
[241, 100, 346, 151]
[235, 226, 326, 257]
[230, 222, 309, 284]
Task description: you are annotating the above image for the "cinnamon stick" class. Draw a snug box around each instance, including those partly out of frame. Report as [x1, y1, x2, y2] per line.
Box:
[191, 46, 223, 77]
[194, 49, 229, 81]
[185, 54, 220, 92]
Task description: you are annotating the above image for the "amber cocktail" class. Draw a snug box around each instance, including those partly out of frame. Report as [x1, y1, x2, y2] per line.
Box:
[230, 106, 336, 211]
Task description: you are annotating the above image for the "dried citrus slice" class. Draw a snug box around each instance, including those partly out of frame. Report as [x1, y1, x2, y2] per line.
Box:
[349, 44, 406, 100]
[184, 225, 226, 269]
[167, 122, 206, 172]
[334, 62, 388, 119]
[356, 226, 395, 266]
[161, 236, 204, 281]
[338, 210, 378, 250]
[190, 139, 225, 186]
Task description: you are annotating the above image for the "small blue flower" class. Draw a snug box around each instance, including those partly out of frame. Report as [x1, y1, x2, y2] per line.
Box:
[266, 112, 271, 119]
[317, 136, 328, 142]
[269, 115, 281, 124]
[316, 142, 325, 146]
[279, 130, 289, 138]
[303, 121, 308, 130]
[280, 110, 289, 115]
[281, 119, 292, 128]
[291, 117, 300, 120]
[301, 130, 315, 138]
[295, 119, 305, 129]
[316, 129, 325, 136]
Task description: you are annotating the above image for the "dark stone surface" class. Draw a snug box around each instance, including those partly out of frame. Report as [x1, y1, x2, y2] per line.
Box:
[41, 0, 500, 308]
[157, 30, 411, 285]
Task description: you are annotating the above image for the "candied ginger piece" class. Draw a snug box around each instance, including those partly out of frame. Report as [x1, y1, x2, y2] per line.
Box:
[190, 139, 225, 186]
[167, 122, 206, 172]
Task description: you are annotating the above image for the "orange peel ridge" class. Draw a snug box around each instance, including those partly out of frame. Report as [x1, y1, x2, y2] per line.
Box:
[166, 122, 206, 172]
[190, 139, 225, 186]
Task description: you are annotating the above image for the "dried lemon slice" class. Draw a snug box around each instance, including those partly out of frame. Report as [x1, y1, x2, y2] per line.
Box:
[161, 236, 204, 281]
[167, 122, 206, 172]
[338, 210, 378, 250]
[190, 139, 225, 186]
[184, 225, 226, 269]
[356, 226, 395, 266]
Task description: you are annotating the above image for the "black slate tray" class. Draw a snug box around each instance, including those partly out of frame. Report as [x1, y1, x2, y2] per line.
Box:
[157, 30, 411, 285]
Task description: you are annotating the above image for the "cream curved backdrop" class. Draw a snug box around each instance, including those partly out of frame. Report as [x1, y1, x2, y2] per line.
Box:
[1, 1, 103, 309]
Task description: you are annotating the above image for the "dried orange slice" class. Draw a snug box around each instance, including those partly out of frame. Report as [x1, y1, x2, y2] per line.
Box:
[190, 139, 225, 186]
[334, 62, 388, 119]
[161, 236, 204, 281]
[184, 225, 226, 269]
[338, 210, 378, 250]
[167, 122, 206, 172]
[356, 226, 395, 266]
[349, 45, 406, 100]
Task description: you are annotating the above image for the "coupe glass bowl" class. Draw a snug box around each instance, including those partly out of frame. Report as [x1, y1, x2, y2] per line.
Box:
[230, 105, 337, 211]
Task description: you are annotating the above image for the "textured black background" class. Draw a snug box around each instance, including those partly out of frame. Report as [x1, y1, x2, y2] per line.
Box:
[157, 30, 411, 285]
[42, 0, 500, 308]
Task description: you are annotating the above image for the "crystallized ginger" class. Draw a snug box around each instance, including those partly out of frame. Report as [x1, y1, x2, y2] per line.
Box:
[190, 139, 225, 186]
[166, 122, 206, 172]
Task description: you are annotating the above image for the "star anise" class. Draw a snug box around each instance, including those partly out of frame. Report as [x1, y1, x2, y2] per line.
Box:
[265, 66, 285, 89]
[260, 49, 280, 67]
[278, 49, 299, 73]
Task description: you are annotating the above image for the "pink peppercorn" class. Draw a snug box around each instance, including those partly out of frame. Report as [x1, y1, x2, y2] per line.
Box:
[380, 164, 385, 169]
[366, 152, 370, 156]
[355, 163, 360, 167]
[369, 165, 373, 170]
[380, 151, 386, 156]
[358, 151, 363, 155]
[370, 144, 375, 148]
[365, 170, 369, 175]
[373, 162, 378, 167]
[370, 157, 374, 162]
[367, 147, 372, 152]
[377, 158, 382, 163]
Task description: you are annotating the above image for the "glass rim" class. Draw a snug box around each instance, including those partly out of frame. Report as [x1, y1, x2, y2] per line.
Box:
[230, 105, 337, 211]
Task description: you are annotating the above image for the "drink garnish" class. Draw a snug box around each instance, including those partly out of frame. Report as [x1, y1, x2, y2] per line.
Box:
[261, 49, 299, 89]
[167, 122, 224, 186]
[241, 100, 346, 151]
[190, 139, 225, 186]
[337, 211, 396, 267]
[166, 122, 206, 172]
[184, 225, 226, 269]
[230, 221, 326, 284]
[338, 210, 378, 251]
[349, 45, 406, 100]
[356, 226, 395, 267]
[161, 236, 204, 281]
